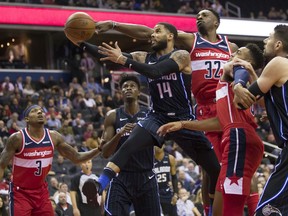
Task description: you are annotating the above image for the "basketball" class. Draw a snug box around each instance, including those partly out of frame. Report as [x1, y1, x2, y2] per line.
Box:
[64, 12, 95, 43]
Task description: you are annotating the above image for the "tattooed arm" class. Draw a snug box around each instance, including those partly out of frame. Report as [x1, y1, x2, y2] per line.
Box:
[51, 130, 101, 164]
[0, 132, 22, 181]
[98, 42, 191, 78]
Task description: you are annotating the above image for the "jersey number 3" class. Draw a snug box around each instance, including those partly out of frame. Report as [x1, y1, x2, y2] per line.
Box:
[34, 160, 42, 176]
[204, 61, 221, 79]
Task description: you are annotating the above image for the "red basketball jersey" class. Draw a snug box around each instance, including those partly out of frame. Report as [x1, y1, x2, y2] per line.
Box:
[190, 33, 232, 104]
[216, 80, 257, 129]
[12, 128, 54, 189]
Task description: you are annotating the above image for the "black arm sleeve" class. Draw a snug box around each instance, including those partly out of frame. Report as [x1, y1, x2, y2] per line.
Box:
[124, 58, 180, 79]
[248, 81, 265, 98]
[79, 42, 105, 59]
[79, 42, 133, 60]
[171, 174, 178, 194]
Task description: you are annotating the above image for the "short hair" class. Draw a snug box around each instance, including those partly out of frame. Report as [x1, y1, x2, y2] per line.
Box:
[157, 22, 178, 41]
[245, 43, 264, 70]
[207, 8, 220, 24]
[119, 74, 141, 89]
[274, 24, 288, 52]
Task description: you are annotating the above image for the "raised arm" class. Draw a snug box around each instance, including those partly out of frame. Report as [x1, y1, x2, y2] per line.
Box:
[96, 20, 153, 40]
[51, 130, 100, 164]
[0, 132, 22, 180]
[100, 110, 136, 158]
[98, 42, 192, 78]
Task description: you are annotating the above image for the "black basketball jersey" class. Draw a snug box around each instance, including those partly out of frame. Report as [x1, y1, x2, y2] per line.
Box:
[114, 106, 154, 171]
[145, 51, 194, 117]
[264, 81, 288, 148]
[153, 153, 173, 201]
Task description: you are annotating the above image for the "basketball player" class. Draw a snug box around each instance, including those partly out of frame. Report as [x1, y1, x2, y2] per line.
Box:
[72, 22, 220, 215]
[154, 145, 178, 216]
[94, 8, 240, 215]
[157, 43, 265, 216]
[233, 24, 288, 216]
[0, 104, 101, 216]
[99, 74, 160, 216]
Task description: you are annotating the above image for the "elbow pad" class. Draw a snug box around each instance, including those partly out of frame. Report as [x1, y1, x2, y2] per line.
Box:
[124, 58, 180, 79]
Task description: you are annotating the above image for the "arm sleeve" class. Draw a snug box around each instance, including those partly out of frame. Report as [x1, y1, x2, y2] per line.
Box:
[233, 66, 249, 87]
[79, 42, 132, 60]
[124, 58, 180, 79]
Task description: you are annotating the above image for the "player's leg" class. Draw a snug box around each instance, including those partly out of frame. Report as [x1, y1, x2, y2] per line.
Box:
[133, 176, 161, 216]
[255, 147, 288, 216]
[161, 202, 178, 216]
[222, 193, 247, 216]
[31, 186, 54, 216]
[104, 178, 131, 216]
[246, 173, 259, 216]
[84, 125, 158, 196]
[170, 130, 220, 214]
[9, 185, 33, 216]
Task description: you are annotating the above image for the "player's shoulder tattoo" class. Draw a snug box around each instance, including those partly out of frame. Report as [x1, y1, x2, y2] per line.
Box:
[171, 50, 190, 65]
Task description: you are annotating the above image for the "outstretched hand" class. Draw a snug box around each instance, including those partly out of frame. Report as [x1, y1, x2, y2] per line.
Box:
[95, 21, 114, 34]
[98, 42, 123, 63]
[157, 122, 182, 137]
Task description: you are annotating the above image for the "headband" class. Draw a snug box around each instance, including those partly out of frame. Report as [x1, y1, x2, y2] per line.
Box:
[23, 105, 41, 118]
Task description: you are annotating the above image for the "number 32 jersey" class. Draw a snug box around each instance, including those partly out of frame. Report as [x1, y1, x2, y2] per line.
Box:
[12, 128, 54, 189]
[190, 32, 232, 104]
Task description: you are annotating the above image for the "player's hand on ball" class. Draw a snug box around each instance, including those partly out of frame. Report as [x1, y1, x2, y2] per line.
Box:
[95, 20, 115, 34]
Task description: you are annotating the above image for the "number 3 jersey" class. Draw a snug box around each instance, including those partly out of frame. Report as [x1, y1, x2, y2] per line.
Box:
[12, 128, 54, 189]
[145, 50, 194, 117]
[190, 32, 232, 104]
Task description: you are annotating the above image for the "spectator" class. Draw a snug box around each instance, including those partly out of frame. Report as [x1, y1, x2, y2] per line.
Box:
[83, 92, 96, 109]
[47, 112, 62, 130]
[53, 183, 72, 205]
[55, 192, 73, 216]
[85, 131, 100, 150]
[177, 188, 201, 216]
[14, 76, 24, 94]
[178, 169, 194, 193]
[79, 52, 96, 83]
[1, 76, 14, 96]
[49, 177, 60, 197]
[6, 112, 26, 134]
[83, 123, 94, 141]
[22, 76, 37, 97]
[51, 155, 69, 179]
[0, 120, 9, 149]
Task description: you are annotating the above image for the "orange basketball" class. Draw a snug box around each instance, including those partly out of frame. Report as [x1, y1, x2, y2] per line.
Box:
[64, 12, 95, 43]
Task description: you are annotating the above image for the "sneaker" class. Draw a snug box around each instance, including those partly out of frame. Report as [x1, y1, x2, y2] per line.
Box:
[82, 178, 101, 201]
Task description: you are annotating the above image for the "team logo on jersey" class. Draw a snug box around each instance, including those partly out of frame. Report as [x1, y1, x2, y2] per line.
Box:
[25, 142, 33, 146]
[218, 44, 228, 49]
[119, 118, 128, 121]
[148, 61, 156, 65]
[196, 41, 205, 45]
[262, 204, 282, 216]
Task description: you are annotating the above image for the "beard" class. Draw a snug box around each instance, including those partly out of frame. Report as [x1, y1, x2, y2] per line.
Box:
[152, 40, 167, 52]
[197, 25, 208, 36]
